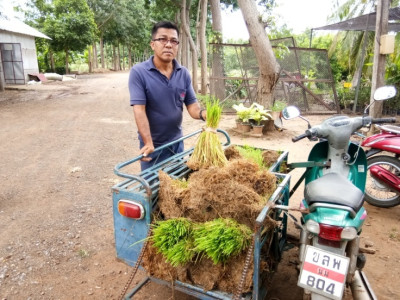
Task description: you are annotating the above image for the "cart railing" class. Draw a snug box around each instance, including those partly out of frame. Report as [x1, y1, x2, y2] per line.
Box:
[113, 128, 231, 198]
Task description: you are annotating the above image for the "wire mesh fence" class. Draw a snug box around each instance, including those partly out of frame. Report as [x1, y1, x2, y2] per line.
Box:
[208, 40, 340, 114]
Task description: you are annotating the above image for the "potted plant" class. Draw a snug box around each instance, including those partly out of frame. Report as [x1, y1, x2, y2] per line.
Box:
[232, 103, 252, 132]
[249, 103, 272, 134]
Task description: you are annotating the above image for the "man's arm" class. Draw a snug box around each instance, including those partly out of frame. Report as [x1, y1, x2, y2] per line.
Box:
[133, 105, 154, 160]
[187, 102, 206, 121]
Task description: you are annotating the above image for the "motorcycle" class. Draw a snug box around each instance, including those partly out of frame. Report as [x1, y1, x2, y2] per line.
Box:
[361, 112, 400, 208]
[281, 86, 396, 299]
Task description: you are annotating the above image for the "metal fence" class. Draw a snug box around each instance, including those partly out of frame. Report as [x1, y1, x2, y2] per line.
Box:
[208, 39, 340, 114]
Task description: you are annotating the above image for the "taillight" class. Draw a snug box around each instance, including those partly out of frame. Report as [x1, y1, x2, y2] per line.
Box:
[341, 227, 357, 240]
[319, 224, 343, 241]
[118, 200, 145, 220]
[305, 219, 320, 234]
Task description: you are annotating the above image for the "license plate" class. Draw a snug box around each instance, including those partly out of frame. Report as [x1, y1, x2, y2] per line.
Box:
[298, 245, 350, 300]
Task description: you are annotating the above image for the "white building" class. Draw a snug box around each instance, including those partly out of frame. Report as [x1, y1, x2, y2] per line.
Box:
[0, 14, 50, 85]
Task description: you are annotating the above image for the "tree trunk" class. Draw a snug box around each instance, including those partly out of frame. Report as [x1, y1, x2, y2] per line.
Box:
[180, 21, 188, 67]
[128, 47, 132, 68]
[237, 0, 280, 108]
[199, 0, 208, 95]
[210, 0, 225, 102]
[117, 43, 122, 70]
[112, 45, 117, 70]
[93, 42, 98, 69]
[370, 0, 389, 118]
[195, 0, 201, 52]
[49, 50, 55, 72]
[181, 0, 198, 92]
[65, 49, 69, 74]
[100, 37, 105, 69]
[88, 46, 93, 73]
[122, 45, 125, 70]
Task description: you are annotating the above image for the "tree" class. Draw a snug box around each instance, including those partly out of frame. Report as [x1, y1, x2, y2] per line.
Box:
[210, 0, 225, 101]
[237, 0, 280, 108]
[181, 0, 198, 92]
[44, 0, 97, 73]
[199, 0, 208, 94]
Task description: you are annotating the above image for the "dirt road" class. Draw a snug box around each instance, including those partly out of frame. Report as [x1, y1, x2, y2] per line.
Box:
[0, 71, 399, 300]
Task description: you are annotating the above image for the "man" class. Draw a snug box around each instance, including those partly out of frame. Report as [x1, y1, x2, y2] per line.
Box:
[128, 21, 206, 171]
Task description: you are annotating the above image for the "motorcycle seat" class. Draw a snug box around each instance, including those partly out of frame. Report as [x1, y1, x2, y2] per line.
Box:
[305, 172, 364, 213]
[379, 124, 400, 134]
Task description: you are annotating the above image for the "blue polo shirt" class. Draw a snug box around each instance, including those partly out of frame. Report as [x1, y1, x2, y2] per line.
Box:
[129, 56, 197, 146]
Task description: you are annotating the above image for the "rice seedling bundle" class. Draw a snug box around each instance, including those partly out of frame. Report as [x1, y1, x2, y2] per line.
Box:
[193, 218, 252, 264]
[236, 145, 265, 169]
[151, 218, 195, 266]
[187, 98, 228, 170]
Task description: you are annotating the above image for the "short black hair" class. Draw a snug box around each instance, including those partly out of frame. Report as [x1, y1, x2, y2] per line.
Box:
[151, 21, 180, 39]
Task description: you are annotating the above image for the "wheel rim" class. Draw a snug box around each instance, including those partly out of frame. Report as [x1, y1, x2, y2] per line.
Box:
[365, 161, 400, 202]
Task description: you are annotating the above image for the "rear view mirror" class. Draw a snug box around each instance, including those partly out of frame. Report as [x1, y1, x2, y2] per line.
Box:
[373, 86, 397, 101]
[282, 106, 300, 120]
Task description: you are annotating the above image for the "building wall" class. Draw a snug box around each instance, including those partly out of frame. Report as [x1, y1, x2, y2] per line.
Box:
[0, 31, 39, 83]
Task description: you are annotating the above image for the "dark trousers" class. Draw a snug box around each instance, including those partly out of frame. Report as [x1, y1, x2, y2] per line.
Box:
[140, 141, 184, 171]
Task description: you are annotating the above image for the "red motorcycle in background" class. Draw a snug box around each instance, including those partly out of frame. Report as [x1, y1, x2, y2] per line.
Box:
[362, 124, 400, 207]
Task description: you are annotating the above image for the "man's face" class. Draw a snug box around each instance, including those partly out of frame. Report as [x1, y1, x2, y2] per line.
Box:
[150, 28, 179, 63]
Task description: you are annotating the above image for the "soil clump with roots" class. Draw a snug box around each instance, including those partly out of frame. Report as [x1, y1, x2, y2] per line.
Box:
[142, 146, 279, 294]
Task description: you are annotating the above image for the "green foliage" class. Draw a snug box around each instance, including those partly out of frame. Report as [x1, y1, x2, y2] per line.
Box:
[236, 145, 266, 169]
[271, 100, 286, 112]
[44, 0, 97, 53]
[232, 103, 271, 125]
[336, 83, 371, 110]
[193, 218, 252, 264]
[172, 178, 189, 189]
[272, 43, 290, 60]
[206, 97, 223, 129]
[151, 218, 195, 266]
[232, 103, 252, 123]
[151, 217, 253, 266]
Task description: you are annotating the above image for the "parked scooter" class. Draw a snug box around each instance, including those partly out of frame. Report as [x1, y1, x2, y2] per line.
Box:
[281, 86, 396, 299]
[360, 89, 399, 208]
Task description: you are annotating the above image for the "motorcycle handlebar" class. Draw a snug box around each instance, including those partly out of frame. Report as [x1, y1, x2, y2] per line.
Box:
[371, 117, 397, 124]
[292, 133, 310, 142]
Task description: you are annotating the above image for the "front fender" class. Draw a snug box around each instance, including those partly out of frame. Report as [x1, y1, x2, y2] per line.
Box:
[364, 148, 382, 158]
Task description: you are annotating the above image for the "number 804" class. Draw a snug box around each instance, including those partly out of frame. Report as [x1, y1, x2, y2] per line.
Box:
[307, 275, 335, 295]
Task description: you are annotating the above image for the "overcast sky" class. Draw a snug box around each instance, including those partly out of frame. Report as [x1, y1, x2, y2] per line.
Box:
[222, 0, 336, 40]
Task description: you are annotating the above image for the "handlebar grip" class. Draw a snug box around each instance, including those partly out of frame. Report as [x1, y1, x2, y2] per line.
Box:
[292, 133, 309, 142]
[372, 118, 397, 124]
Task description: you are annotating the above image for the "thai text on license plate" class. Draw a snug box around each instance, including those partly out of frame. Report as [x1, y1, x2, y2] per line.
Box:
[298, 245, 350, 300]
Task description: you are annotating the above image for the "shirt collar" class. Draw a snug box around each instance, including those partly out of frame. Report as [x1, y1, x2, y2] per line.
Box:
[146, 55, 182, 71]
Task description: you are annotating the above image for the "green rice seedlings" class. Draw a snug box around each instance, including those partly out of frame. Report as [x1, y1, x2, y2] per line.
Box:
[187, 97, 228, 170]
[236, 145, 265, 168]
[172, 177, 189, 189]
[193, 218, 253, 264]
[151, 218, 195, 266]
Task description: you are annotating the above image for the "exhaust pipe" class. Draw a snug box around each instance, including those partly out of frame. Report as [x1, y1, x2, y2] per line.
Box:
[351, 270, 377, 300]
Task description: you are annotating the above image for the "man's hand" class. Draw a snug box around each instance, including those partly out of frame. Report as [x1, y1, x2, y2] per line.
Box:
[139, 143, 154, 161]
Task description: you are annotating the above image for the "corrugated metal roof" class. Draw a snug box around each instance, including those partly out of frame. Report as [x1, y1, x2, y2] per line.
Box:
[313, 6, 400, 32]
[0, 14, 50, 39]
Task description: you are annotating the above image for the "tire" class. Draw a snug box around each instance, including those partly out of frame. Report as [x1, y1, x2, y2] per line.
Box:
[364, 155, 400, 208]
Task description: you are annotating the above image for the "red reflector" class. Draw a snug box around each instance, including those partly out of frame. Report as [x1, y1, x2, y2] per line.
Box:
[319, 224, 343, 241]
[318, 237, 341, 248]
[118, 200, 145, 220]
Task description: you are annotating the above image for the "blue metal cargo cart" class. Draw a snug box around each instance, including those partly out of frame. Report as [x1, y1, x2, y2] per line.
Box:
[112, 129, 291, 299]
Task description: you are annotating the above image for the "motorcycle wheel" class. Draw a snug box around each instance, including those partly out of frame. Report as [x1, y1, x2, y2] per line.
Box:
[365, 155, 400, 208]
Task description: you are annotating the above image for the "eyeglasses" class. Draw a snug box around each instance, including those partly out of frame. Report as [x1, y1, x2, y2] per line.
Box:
[152, 38, 180, 46]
